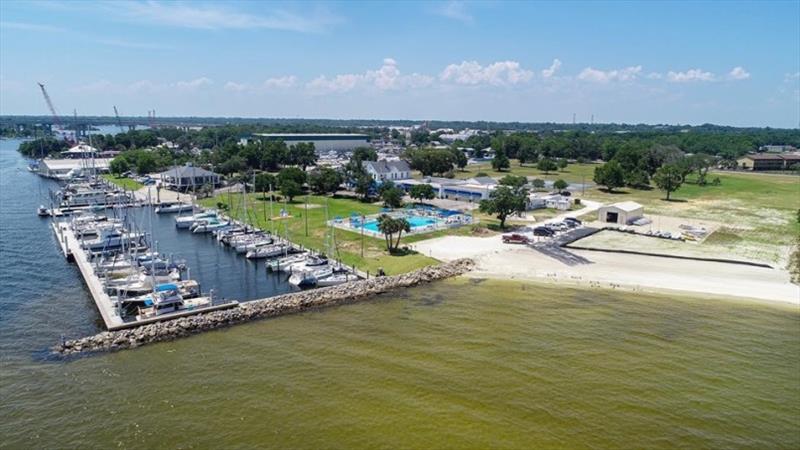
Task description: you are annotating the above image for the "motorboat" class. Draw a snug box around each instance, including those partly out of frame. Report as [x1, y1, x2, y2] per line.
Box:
[37, 205, 49, 217]
[155, 202, 194, 214]
[175, 210, 216, 229]
[133, 282, 212, 320]
[316, 270, 356, 287]
[234, 236, 274, 254]
[191, 218, 231, 234]
[80, 228, 145, 251]
[245, 243, 287, 259]
[287, 255, 329, 273]
[266, 252, 308, 272]
[288, 266, 334, 287]
[104, 268, 181, 296]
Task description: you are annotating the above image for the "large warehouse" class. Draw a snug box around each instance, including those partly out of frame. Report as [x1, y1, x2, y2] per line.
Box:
[252, 133, 369, 152]
[597, 201, 644, 225]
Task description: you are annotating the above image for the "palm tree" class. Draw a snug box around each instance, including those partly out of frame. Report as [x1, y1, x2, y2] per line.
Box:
[377, 214, 411, 252]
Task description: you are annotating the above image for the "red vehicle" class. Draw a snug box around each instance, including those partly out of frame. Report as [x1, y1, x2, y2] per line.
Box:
[502, 233, 529, 244]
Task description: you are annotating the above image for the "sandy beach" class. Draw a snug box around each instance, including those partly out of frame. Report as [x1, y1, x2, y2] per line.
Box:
[413, 235, 800, 306]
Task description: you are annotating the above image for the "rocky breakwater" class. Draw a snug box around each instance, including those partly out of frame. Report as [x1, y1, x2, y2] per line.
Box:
[54, 258, 475, 355]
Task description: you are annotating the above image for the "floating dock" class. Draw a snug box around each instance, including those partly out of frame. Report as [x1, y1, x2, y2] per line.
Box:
[52, 221, 238, 331]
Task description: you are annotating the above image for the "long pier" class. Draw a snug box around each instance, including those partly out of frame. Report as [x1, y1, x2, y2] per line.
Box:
[52, 221, 238, 331]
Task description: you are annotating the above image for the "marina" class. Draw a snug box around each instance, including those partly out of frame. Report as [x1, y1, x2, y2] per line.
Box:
[32, 149, 361, 332]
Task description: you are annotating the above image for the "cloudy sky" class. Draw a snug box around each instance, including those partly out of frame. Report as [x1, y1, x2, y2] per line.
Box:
[1, 1, 798, 127]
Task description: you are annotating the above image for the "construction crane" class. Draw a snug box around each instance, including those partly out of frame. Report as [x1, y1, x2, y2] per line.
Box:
[113, 106, 125, 133]
[37, 82, 63, 131]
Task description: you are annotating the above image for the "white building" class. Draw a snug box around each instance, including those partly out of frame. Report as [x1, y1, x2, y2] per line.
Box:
[398, 177, 497, 202]
[363, 160, 411, 182]
[36, 158, 113, 179]
[597, 201, 644, 225]
[253, 133, 369, 152]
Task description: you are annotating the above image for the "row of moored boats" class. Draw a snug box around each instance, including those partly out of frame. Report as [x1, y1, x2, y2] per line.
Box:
[169, 208, 359, 287]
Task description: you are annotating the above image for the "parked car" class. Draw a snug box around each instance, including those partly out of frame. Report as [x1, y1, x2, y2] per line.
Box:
[564, 217, 582, 225]
[560, 191, 572, 197]
[533, 227, 555, 237]
[502, 233, 530, 244]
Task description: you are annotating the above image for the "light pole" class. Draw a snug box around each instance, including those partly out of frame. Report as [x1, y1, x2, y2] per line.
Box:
[360, 214, 365, 258]
[305, 194, 309, 237]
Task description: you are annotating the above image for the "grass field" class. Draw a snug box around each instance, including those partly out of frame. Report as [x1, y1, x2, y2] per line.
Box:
[582, 171, 800, 265]
[102, 175, 143, 191]
[198, 193, 457, 275]
[435, 161, 600, 184]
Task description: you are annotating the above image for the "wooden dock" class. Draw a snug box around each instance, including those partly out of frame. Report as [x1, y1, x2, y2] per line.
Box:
[52, 221, 238, 331]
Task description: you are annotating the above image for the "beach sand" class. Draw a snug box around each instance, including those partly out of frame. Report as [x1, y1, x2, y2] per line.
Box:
[413, 235, 800, 305]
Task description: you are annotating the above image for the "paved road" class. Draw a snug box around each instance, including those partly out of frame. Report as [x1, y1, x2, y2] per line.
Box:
[529, 227, 600, 266]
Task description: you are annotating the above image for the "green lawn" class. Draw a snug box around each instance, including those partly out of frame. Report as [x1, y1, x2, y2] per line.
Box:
[582, 171, 800, 264]
[420, 161, 599, 184]
[200, 193, 445, 276]
[102, 175, 143, 191]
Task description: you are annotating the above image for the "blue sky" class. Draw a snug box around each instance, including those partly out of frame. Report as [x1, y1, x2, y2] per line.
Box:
[1, 0, 798, 127]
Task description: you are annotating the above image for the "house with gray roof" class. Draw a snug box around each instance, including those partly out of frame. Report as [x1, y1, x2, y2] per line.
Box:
[363, 160, 411, 182]
[158, 164, 221, 191]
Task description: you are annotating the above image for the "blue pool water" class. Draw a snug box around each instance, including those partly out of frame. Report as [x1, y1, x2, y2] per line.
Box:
[362, 215, 440, 233]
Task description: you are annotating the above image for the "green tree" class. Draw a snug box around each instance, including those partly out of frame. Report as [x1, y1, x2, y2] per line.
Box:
[277, 167, 306, 201]
[557, 158, 568, 171]
[279, 179, 302, 202]
[355, 174, 373, 201]
[499, 174, 527, 189]
[593, 161, 625, 192]
[290, 142, 318, 171]
[217, 155, 245, 175]
[531, 178, 545, 190]
[135, 152, 158, 174]
[553, 179, 568, 191]
[352, 147, 378, 162]
[308, 167, 343, 195]
[450, 147, 468, 171]
[377, 214, 411, 252]
[479, 185, 528, 229]
[405, 148, 455, 176]
[652, 164, 684, 200]
[537, 158, 557, 174]
[254, 172, 277, 193]
[109, 156, 130, 175]
[379, 181, 404, 209]
[492, 148, 510, 171]
[409, 184, 435, 204]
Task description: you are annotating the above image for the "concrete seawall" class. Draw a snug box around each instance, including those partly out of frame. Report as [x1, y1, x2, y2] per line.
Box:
[54, 258, 475, 355]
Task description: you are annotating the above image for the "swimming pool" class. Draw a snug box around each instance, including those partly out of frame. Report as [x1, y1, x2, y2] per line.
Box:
[361, 215, 440, 233]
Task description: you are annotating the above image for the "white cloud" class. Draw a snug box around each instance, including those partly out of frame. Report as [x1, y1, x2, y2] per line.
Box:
[646, 72, 663, 80]
[120, 1, 341, 33]
[224, 81, 248, 92]
[786, 72, 800, 81]
[577, 65, 642, 83]
[728, 66, 750, 80]
[263, 76, 297, 89]
[128, 80, 161, 93]
[666, 69, 715, 83]
[307, 58, 433, 93]
[541, 59, 562, 78]
[95, 38, 174, 50]
[175, 77, 213, 90]
[433, 1, 473, 23]
[440, 60, 533, 86]
[72, 80, 115, 93]
[0, 21, 65, 33]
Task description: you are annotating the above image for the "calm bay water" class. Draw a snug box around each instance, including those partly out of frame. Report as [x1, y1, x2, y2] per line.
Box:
[1, 139, 799, 448]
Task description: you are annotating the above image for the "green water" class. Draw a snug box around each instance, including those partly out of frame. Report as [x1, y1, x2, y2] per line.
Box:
[2, 279, 799, 449]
